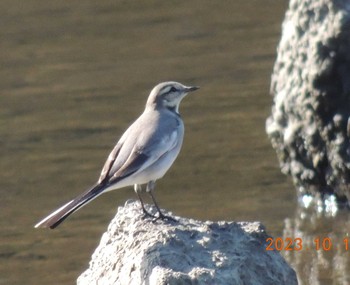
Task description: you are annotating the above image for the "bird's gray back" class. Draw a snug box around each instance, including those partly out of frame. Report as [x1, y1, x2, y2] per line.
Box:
[107, 108, 184, 179]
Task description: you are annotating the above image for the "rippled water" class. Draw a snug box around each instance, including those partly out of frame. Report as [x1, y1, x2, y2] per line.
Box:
[2, 1, 348, 284]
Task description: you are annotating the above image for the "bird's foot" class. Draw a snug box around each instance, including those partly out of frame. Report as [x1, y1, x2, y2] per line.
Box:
[152, 212, 177, 223]
[141, 208, 157, 220]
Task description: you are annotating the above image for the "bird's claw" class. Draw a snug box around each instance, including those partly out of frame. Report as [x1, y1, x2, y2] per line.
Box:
[141, 209, 157, 220]
[152, 213, 177, 223]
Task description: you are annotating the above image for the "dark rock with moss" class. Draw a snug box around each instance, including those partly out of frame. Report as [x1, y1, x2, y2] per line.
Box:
[77, 201, 297, 285]
[266, 0, 350, 205]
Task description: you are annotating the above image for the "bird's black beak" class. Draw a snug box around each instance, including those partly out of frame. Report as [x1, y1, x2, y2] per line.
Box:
[186, 86, 200, 92]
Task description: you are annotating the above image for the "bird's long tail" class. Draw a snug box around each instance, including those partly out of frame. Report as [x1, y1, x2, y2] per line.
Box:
[34, 184, 105, 229]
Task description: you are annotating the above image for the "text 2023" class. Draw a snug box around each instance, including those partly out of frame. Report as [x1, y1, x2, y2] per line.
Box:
[266, 237, 303, 251]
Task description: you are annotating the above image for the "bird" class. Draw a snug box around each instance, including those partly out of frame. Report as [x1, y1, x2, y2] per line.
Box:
[35, 81, 199, 229]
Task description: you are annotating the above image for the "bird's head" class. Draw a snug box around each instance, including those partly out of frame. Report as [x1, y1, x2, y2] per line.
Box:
[146, 81, 199, 113]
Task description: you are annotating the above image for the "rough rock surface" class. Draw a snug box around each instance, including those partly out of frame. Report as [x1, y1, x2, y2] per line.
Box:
[266, 0, 350, 205]
[77, 201, 297, 285]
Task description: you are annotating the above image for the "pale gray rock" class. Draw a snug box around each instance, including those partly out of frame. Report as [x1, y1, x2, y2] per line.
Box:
[77, 201, 297, 285]
[266, 0, 350, 206]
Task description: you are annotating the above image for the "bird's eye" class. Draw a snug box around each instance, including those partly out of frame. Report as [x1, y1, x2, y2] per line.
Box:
[170, 87, 177, 92]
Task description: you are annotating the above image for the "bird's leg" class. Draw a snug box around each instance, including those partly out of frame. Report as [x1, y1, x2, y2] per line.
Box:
[146, 181, 177, 222]
[134, 184, 156, 219]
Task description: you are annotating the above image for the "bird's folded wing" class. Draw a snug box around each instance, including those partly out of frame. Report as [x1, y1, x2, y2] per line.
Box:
[109, 129, 179, 183]
[98, 142, 122, 184]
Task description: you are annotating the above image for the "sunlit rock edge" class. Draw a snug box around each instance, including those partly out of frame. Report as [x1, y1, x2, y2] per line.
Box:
[77, 200, 297, 285]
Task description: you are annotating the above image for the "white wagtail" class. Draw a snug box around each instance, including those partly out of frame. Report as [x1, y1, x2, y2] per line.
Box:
[35, 81, 199, 229]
